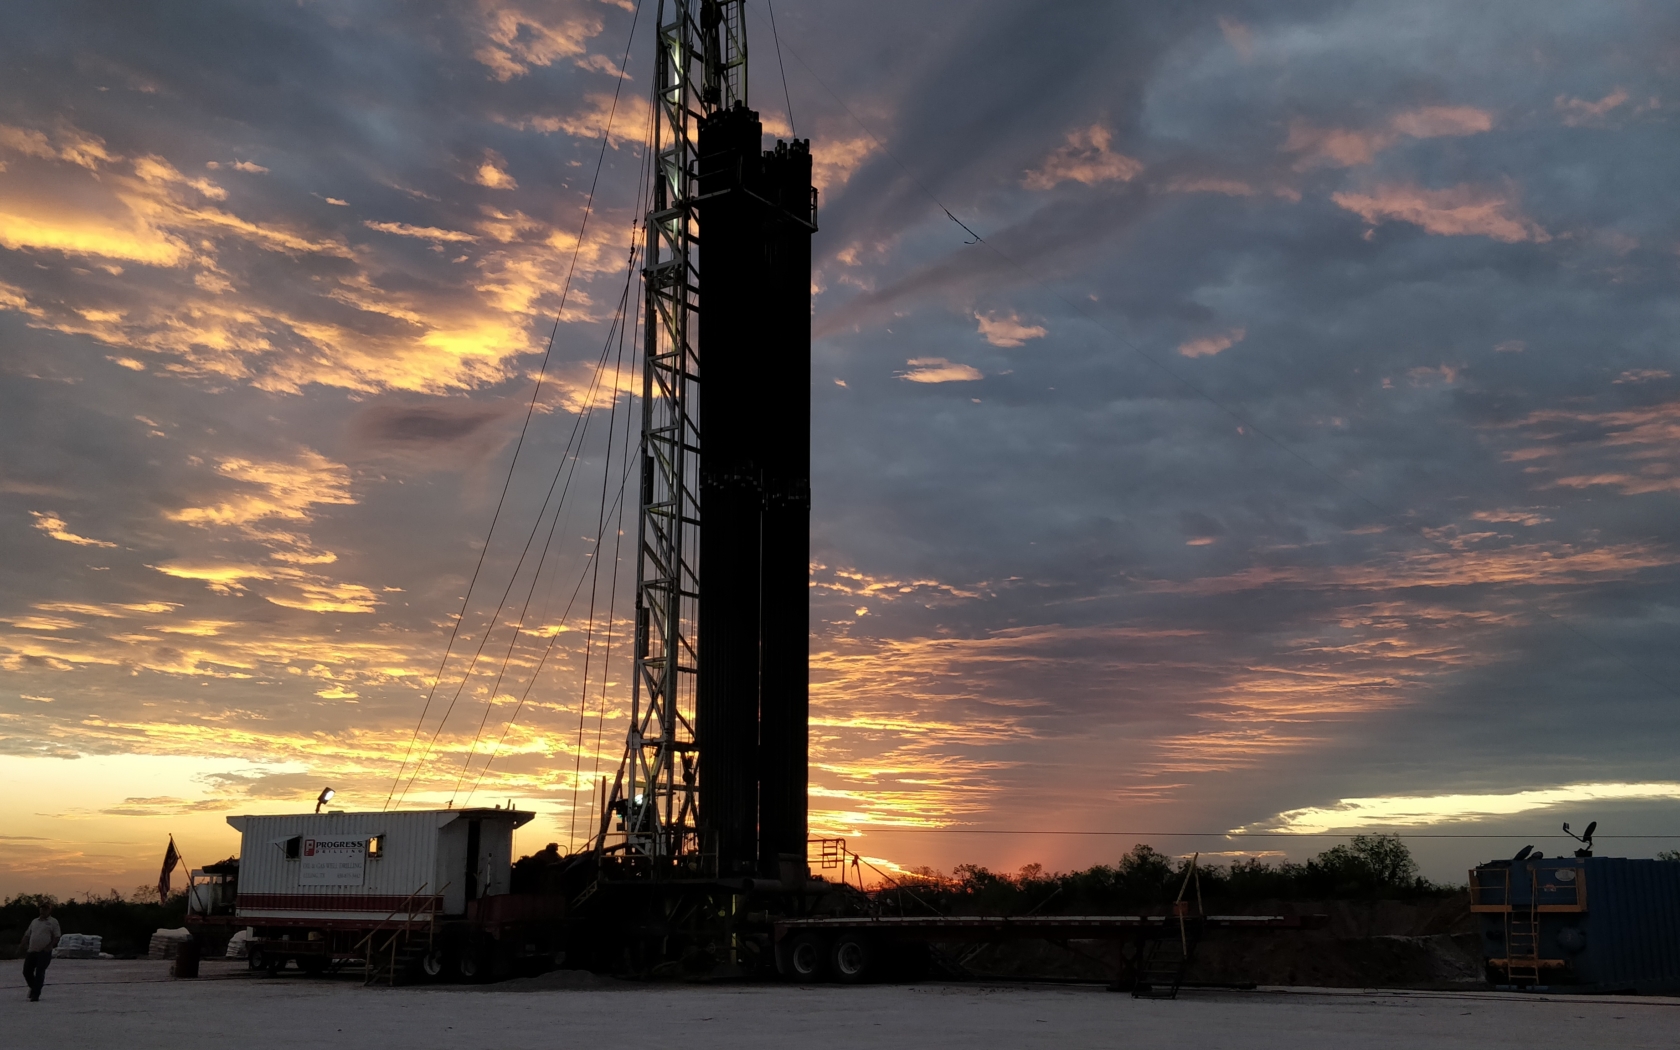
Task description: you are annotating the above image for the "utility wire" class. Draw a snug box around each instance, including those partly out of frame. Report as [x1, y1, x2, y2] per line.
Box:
[839, 829, 1680, 839]
[761, 20, 1680, 707]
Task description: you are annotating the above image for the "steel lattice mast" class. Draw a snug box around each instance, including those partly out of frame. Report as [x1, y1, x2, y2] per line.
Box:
[615, 0, 746, 861]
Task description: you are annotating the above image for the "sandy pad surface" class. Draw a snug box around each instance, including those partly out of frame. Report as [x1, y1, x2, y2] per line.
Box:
[4, 959, 1677, 1049]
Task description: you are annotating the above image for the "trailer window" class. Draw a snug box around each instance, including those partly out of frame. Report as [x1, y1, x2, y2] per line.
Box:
[284, 836, 301, 860]
[368, 834, 385, 859]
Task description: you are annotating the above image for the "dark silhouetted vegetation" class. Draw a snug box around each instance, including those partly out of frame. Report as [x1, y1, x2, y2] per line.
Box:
[1, 889, 188, 959]
[885, 835, 1450, 916]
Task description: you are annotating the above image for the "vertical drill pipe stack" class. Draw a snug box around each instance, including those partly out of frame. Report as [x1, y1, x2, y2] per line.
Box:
[757, 135, 813, 882]
[694, 103, 814, 878]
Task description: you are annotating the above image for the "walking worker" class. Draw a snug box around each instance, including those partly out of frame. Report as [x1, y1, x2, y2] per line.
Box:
[20, 901, 61, 1002]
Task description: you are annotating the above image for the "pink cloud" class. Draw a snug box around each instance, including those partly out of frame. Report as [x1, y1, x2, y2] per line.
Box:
[1284, 105, 1493, 170]
[1177, 328, 1246, 358]
[1556, 89, 1629, 127]
[1023, 125, 1142, 190]
[1332, 183, 1548, 243]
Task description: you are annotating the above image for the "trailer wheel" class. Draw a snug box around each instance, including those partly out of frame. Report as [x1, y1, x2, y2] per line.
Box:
[419, 948, 447, 981]
[831, 936, 874, 983]
[247, 946, 266, 972]
[782, 933, 828, 982]
[453, 934, 494, 983]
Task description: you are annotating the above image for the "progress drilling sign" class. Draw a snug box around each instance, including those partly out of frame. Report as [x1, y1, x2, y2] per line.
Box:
[300, 838, 366, 886]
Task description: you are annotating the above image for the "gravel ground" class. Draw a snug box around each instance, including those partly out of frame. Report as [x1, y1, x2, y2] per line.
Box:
[4, 958, 1677, 1049]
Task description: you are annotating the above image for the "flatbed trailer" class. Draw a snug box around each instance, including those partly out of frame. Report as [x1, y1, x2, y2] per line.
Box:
[772, 913, 1327, 990]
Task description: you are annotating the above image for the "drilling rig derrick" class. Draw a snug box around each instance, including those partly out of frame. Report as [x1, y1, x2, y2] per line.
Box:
[606, 0, 815, 888]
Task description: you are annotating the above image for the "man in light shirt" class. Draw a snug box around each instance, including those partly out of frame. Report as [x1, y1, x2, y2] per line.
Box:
[20, 901, 61, 1002]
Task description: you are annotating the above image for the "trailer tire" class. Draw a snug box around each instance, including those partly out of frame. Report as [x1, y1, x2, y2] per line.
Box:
[781, 933, 828, 982]
[831, 935, 874, 983]
[247, 946, 266, 972]
[419, 948, 447, 982]
[453, 934, 494, 983]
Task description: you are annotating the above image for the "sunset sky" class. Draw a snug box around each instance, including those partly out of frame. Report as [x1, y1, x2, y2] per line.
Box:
[4, 0, 1680, 897]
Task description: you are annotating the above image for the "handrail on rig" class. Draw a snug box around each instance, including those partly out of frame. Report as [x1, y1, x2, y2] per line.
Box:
[353, 881, 449, 986]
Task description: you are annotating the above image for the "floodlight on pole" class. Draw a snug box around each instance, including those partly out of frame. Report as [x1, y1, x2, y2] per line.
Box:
[316, 787, 335, 813]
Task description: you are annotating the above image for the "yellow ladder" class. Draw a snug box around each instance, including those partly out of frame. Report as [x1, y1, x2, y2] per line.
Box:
[1503, 869, 1542, 986]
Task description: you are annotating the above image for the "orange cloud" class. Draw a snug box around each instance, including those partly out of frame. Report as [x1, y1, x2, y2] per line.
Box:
[1332, 183, 1548, 243]
[898, 357, 983, 383]
[1284, 105, 1493, 170]
[511, 92, 652, 151]
[0, 117, 635, 398]
[167, 449, 355, 528]
[30, 511, 118, 548]
[1556, 88, 1628, 127]
[0, 122, 117, 169]
[1177, 327, 1246, 358]
[1023, 124, 1142, 190]
[1495, 401, 1680, 495]
[473, 151, 518, 190]
[363, 220, 478, 243]
[473, 0, 603, 81]
[1151, 540, 1673, 596]
[975, 312, 1046, 347]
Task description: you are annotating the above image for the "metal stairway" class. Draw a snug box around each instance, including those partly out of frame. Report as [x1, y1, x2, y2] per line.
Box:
[1132, 916, 1205, 999]
[1132, 854, 1205, 1000]
[354, 882, 441, 986]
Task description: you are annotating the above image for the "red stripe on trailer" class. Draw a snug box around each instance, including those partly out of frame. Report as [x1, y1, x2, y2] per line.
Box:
[237, 893, 443, 913]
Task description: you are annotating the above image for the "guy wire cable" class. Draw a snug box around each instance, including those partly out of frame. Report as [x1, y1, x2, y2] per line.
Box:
[565, 219, 642, 844]
[447, 265, 641, 806]
[764, 0, 795, 137]
[388, 0, 647, 809]
[397, 308, 623, 808]
[463, 89, 659, 813]
[464, 449, 639, 806]
[585, 278, 642, 835]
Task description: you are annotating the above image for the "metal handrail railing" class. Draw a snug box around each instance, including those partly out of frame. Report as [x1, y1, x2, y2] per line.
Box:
[353, 881, 448, 985]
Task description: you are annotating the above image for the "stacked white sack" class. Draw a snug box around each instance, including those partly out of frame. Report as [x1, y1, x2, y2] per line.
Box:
[53, 933, 102, 959]
[148, 927, 192, 959]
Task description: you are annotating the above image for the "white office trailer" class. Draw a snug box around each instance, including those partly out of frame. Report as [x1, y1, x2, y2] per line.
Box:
[193, 807, 555, 981]
[226, 808, 532, 924]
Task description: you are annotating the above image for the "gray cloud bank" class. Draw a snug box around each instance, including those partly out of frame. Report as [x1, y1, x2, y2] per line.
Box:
[2, 1, 1679, 881]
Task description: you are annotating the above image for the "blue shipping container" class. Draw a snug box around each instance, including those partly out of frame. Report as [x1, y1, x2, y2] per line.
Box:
[1470, 856, 1680, 993]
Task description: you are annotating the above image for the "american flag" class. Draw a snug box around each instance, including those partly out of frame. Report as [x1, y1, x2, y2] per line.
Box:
[157, 836, 180, 903]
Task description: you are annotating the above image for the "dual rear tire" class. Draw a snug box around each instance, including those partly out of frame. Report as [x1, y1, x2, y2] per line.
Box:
[781, 933, 877, 983]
